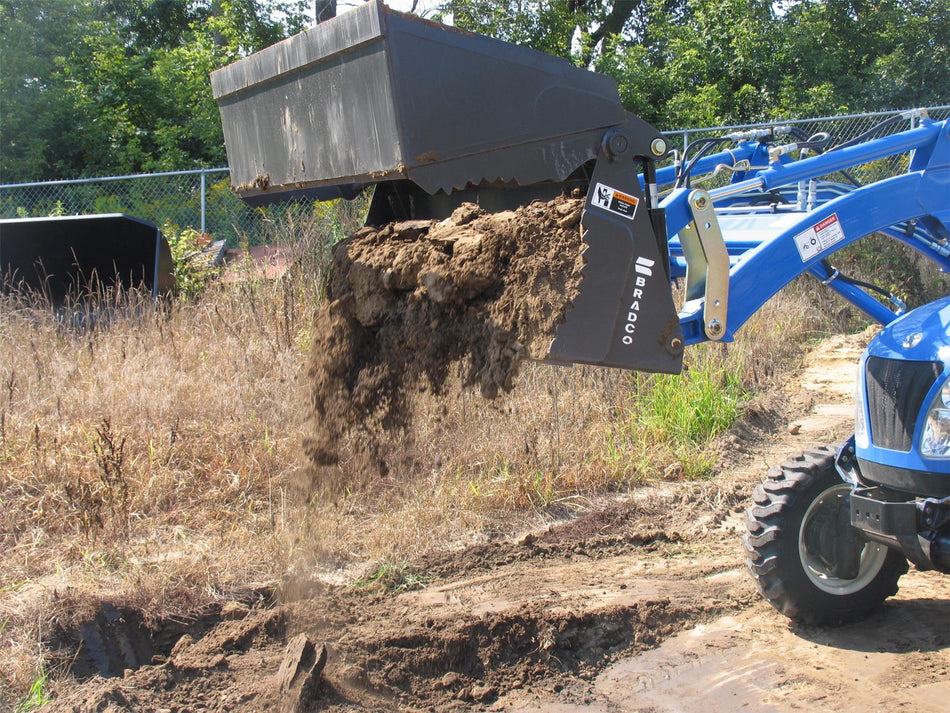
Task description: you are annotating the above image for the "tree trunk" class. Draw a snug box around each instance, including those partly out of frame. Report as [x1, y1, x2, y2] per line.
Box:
[315, 0, 337, 24]
[211, 0, 225, 47]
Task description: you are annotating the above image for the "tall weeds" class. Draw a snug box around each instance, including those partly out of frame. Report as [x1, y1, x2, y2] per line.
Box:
[0, 271, 321, 704]
[0, 202, 886, 705]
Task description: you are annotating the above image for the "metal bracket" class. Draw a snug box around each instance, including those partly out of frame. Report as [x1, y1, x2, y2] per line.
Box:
[680, 189, 730, 340]
[546, 121, 684, 373]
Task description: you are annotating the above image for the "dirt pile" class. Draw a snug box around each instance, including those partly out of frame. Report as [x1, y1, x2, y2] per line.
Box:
[304, 196, 585, 470]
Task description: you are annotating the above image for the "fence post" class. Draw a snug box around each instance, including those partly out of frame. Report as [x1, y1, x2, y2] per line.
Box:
[200, 169, 207, 234]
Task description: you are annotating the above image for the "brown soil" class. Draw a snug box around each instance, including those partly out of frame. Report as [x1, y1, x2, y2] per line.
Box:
[43, 333, 950, 713]
[303, 197, 584, 473]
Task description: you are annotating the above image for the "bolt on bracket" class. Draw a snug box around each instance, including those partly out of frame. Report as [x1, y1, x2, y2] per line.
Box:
[679, 189, 730, 341]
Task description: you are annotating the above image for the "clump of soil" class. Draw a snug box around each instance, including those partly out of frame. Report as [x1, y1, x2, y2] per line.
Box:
[304, 196, 585, 471]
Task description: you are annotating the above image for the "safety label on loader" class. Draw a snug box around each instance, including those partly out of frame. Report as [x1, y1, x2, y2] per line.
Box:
[793, 213, 845, 261]
[592, 183, 639, 220]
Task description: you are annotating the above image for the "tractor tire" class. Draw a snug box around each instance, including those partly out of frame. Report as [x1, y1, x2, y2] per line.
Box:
[743, 446, 908, 625]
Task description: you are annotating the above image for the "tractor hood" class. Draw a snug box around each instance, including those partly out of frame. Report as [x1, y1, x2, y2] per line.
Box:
[866, 295, 950, 364]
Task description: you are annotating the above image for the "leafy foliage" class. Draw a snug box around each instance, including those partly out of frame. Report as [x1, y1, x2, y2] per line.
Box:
[164, 222, 220, 300]
[2, 0, 947, 182]
[1, 0, 311, 181]
[445, 0, 950, 129]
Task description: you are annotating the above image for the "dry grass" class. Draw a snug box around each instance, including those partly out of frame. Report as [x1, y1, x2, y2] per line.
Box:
[0, 223, 862, 706]
[0, 277, 318, 704]
[289, 274, 855, 569]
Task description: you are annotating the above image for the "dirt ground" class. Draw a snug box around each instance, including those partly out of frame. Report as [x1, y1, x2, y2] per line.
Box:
[44, 332, 950, 712]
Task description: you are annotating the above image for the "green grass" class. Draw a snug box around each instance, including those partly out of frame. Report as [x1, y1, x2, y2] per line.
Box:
[15, 667, 50, 713]
[599, 350, 750, 482]
[639, 363, 748, 446]
[353, 559, 429, 594]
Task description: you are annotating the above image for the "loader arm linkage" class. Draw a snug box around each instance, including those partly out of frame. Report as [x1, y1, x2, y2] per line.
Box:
[666, 118, 950, 353]
[547, 113, 950, 373]
[212, 2, 950, 375]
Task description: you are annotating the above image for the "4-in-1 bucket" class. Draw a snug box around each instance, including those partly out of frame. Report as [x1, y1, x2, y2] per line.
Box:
[211, 2, 682, 375]
[211, 0, 628, 205]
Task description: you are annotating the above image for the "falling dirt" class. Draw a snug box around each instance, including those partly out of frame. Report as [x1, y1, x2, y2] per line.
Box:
[43, 333, 950, 712]
[303, 196, 584, 472]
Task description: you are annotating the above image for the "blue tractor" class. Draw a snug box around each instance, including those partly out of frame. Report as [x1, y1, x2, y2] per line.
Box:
[212, 1, 950, 625]
[746, 297, 950, 624]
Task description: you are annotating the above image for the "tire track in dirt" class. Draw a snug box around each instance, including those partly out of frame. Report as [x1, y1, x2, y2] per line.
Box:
[498, 331, 950, 713]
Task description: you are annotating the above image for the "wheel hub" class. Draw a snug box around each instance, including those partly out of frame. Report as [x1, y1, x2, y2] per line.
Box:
[799, 483, 890, 595]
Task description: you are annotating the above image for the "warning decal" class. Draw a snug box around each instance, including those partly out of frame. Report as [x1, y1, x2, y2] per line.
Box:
[793, 213, 846, 262]
[591, 183, 639, 220]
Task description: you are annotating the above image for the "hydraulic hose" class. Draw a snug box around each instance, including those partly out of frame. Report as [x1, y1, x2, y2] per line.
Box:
[789, 126, 811, 141]
[797, 132, 832, 153]
[820, 259, 906, 313]
[676, 136, 729, 188]
[827, 114, 906, 152]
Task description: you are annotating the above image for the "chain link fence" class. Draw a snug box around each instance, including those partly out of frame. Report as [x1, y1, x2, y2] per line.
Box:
[663, 105, 950, 192]
[0, 168, 269, 245]
[2, 106, 948, 244]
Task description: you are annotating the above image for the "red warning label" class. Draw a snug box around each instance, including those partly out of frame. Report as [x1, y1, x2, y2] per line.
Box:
[793, 212, 846, 261]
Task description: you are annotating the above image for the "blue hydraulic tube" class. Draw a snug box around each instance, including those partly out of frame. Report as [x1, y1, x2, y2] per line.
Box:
[757, 123, 940, 191]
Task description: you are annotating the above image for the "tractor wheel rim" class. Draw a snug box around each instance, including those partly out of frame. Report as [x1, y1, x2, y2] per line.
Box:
[798, 483, 889, 596]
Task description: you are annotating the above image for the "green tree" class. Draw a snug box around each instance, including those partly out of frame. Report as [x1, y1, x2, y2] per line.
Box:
[4, 0, 947, 182]
[441, 0, 949, 129]
[1, 0, 311, 182]
[628, 0, 780, 127]
[774, 0, 950, 116]
[0, 0, 97, 180]
[442, 1, 658, 64]
[444, 0, 580, 59]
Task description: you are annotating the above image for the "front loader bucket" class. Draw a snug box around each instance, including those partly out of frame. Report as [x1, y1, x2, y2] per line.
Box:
[210, 1, 681, 373]
[0, 214, 173, 305]
[210, 0, 627, 205]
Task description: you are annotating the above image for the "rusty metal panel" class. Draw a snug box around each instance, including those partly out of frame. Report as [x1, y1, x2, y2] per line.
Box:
[211, 0, 626, 204]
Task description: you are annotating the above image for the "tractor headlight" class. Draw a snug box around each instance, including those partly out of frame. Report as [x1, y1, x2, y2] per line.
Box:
[855, 369, 869, 449]
[920, 381, 950, 457]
